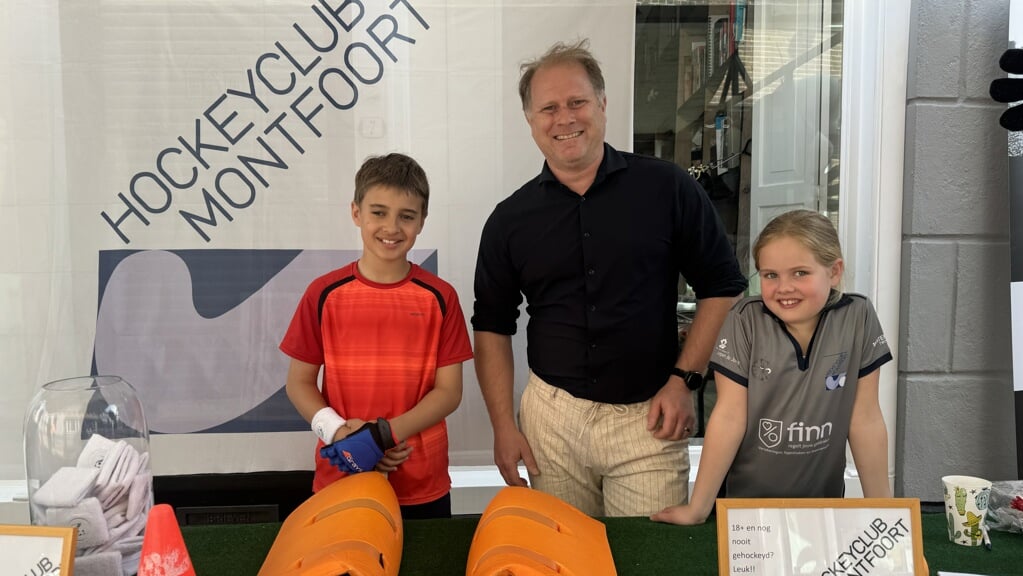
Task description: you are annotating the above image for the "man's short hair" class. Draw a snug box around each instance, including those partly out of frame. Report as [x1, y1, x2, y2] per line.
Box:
[518, 38, 605, 112]
[354, 153, 430, 217]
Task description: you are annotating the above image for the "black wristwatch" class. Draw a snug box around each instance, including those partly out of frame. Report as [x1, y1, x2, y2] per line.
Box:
[670, 367, 705, 391]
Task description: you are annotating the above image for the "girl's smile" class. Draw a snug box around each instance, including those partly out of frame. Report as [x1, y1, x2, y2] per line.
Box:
[757, 236, 843, 338]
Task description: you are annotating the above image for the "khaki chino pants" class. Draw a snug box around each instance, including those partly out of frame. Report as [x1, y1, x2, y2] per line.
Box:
[519, 372, 690, 517]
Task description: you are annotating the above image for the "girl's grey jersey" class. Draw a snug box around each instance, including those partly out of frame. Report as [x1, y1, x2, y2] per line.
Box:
[709, 293, 892, 498]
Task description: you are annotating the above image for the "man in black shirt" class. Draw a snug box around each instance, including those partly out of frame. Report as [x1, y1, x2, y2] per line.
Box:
[472, 39, 747, 516]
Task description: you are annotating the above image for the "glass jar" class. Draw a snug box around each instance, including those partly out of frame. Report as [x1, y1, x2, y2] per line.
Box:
[24, 375, 152, 575]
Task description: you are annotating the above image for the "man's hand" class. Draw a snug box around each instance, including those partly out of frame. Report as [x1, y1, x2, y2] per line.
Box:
[493, 426, 538, 487]
[647, 379, 697, 441]
[320, 418, 396, 474]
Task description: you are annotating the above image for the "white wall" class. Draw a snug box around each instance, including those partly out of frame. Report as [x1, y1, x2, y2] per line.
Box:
[1, 0, 636, 481]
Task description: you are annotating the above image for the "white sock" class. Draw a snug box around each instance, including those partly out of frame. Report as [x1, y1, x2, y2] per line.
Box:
[104, 497, 128, 529]
[32, 466, 98, 508]
[106, 509, 147, 547]
[98, 480, 129, 511]
[46, 497, 110, 549]
[96, 441, 128, 488]
[112, 446, 140, 485]
[116, 534, 144, 553]
[77, 434, 115, 470]
[73, 550, 122, 576]
[127, 472, 152, 521]
[121, 548, 141, 576]
[105, 498, 128, 520]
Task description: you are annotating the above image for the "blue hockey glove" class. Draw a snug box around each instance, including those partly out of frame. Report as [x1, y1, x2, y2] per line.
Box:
[320, 418, 396, 474]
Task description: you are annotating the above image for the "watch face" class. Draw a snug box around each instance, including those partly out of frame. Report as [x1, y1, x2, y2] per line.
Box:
[685, 373, 703, 390]
[672, 368, 703, 390]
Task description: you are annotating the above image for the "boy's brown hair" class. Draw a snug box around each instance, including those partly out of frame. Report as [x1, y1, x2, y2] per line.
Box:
[354, 153, 430, 217]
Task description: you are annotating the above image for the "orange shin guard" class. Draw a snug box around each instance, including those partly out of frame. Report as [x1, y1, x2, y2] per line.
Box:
[466, 487, 617, 576]
[258, 472, 402, 576]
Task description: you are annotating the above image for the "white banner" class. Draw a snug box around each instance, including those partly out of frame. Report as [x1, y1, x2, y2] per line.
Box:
[1, 0, 635, 478]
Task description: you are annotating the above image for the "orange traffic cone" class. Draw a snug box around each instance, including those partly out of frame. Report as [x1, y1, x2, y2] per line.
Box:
[137, 504, 196, 576]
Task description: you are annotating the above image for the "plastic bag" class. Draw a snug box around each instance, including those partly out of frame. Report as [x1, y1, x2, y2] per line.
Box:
[986, 480, 1023, 533]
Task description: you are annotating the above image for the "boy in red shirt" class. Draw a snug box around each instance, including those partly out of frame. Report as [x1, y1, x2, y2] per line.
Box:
[280, 153, 473, 519]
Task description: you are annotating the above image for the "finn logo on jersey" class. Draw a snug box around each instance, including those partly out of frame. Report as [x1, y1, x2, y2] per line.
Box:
[759, 419, 783, 448]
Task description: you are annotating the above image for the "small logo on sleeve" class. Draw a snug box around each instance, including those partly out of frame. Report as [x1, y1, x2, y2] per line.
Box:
[713, 338, 742, 367]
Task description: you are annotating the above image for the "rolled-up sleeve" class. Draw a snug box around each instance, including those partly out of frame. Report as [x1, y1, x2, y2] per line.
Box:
[472, 208, 523, 335]
[675, 174, 748, 298]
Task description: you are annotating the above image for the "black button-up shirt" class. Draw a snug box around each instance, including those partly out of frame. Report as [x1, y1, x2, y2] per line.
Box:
[472, 144, 747, 403]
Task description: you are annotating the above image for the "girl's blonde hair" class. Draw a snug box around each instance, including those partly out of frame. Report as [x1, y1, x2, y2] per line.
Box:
[753, 209, 844, 302]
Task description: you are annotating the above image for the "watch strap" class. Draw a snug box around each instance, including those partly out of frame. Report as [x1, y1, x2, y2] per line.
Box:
[670, 367, 704, 390]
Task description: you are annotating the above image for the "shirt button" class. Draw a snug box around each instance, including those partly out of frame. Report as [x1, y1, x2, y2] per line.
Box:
[590, 343, 597, 349]
[589, 305, 596, 312]
[580, 196, 586, 202]
[583, 232, 591, 238]
[587, 268, 595, 275]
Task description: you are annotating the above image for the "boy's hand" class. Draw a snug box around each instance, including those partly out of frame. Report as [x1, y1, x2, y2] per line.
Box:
[374, 441, 413, 473]
[320, 418, 397, 474]
[331, 418, 367, 443]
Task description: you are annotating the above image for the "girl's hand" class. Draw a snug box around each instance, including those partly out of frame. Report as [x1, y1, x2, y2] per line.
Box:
[375, 441, 413, 472]
[650, 504, 708, 526]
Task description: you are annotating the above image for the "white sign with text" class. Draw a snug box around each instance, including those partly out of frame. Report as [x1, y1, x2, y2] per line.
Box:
[1, 525, 76, 576]
[716, 499, 926, 576]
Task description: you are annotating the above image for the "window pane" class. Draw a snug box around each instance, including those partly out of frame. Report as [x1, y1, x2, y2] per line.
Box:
[635, 0, 844, 438]
[634, 0, 844, 288]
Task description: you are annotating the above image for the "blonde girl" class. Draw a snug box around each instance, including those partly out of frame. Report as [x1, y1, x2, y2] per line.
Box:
[652, 210, 892, 525]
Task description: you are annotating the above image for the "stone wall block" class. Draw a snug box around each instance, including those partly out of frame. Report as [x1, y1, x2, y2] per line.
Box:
[896, 374, 1017, 500]
[900, 241, 956, 371]
[953, 241, 1012, 371]
[908, 0, 964, 98]
[904, 104, 1008, 235]
[965, 0, 1010, 99]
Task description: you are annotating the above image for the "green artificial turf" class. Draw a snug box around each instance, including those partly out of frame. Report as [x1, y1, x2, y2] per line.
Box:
[180, 513, 1022, 575]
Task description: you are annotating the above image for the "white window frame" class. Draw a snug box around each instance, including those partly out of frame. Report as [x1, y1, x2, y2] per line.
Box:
[839, 0, 910, 493]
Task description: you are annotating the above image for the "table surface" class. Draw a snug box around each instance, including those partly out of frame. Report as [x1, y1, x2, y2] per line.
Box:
[180, 512, 1022, 575]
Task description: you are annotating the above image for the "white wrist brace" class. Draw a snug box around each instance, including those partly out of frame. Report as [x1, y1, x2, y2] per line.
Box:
[311, 407, 346, 444]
